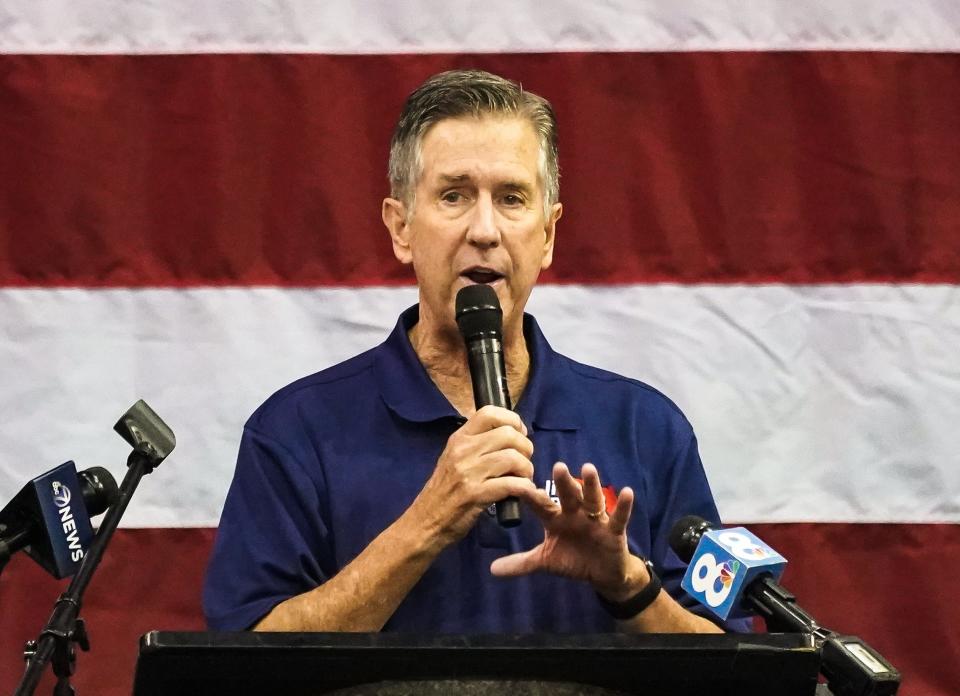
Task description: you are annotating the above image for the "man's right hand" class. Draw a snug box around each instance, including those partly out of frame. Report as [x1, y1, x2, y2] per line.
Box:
[408, 405, 536, 548]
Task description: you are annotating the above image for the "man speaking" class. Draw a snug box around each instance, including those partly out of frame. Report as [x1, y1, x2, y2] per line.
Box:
[203, 70, 748, 634]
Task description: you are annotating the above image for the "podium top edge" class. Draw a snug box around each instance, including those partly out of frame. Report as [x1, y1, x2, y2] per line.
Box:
[140, 630, 817, 653]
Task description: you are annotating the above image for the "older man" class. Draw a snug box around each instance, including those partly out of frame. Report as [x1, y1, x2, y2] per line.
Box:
[204, 70, 747, 634]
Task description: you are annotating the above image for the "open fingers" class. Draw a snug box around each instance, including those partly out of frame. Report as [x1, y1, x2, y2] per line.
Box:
[554, 462, 635, 534]
[579, 463, 608, 519]
[606, 486, 634, 536]
[551, 461, 582, 512]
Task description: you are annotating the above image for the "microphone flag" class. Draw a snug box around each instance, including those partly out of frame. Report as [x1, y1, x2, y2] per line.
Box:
[680, 526, 787, 620]
[0, 461, 95, 578]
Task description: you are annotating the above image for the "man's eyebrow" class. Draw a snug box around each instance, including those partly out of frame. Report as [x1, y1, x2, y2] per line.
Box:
[434, 174, 535, 191]
[501, 180, 534, 192]
[437, 173, 471, 184]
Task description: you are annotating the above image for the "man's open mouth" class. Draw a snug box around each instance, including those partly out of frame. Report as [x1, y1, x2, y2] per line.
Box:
[462, 268, 504, 284]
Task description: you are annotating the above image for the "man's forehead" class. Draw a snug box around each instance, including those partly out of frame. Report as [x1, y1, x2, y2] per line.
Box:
[423, 112, 535, 138]
[418, 115, 541, 184]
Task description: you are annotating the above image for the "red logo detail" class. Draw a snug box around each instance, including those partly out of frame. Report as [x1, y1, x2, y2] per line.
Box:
[575, 478, 618, 513]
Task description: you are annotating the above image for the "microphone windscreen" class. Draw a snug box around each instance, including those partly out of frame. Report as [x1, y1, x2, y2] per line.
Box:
[113, 399, 176, 465]
[668, 515, 715, 563]
[78, 467, 119, 516]
[455, 285, 502, 340]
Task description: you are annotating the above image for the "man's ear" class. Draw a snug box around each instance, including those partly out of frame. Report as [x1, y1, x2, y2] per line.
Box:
[382, 197, 413, 265]
[540, 202, 562, 270]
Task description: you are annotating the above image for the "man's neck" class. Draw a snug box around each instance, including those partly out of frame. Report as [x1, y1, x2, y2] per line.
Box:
[408, 310, 530, 417]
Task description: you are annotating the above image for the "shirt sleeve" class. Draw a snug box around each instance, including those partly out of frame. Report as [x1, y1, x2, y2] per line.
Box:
[649, 430, 755, 633]
[203, 424, 334, 630]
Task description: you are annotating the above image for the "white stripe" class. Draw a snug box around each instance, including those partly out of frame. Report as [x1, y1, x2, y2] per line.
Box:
[2, 285, 957, 526]
[2, 1, 960, 54]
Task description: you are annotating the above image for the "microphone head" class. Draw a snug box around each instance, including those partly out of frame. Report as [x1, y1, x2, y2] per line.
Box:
[78, 466, 119, 517]
[114, 399, 176, 467]
[455, 284, 503, 341]
[668, 515, 716, 563]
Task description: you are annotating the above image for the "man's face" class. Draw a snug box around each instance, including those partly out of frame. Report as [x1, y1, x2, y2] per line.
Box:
[383, 115, 562, 336]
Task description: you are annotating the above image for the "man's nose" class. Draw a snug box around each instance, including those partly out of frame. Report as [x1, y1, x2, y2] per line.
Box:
[465, 194, 500, 248]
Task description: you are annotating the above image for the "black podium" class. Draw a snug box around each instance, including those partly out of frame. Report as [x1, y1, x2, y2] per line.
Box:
[134, 632, 828, 695]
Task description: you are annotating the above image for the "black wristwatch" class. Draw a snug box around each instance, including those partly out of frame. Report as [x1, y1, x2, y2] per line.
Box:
[596, 557, 662, 620]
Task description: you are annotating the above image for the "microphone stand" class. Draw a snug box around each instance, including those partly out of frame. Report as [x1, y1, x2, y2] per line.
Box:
[673, 519, 900, 696]
[14, 400, 174, 696]
[746, 574, 826, 636]
[746, 575, 900, 696]
[0, 528, 31, 578]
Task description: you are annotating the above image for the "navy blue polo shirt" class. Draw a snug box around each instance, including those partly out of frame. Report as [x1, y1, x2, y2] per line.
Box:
[204, 306, 749, 633]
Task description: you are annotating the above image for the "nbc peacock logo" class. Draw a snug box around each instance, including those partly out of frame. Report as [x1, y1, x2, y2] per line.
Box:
[716, 559, 740, 591]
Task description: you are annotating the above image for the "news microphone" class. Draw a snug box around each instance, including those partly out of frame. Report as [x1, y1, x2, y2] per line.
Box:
[0, 463, 118, 578]
[669, 515, 901, 696]
[455, 284, 520, 528]
[670, 514, 789, 623]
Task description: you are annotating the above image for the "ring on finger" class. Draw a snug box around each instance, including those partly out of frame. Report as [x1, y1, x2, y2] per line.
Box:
[584, 507, 605, 520]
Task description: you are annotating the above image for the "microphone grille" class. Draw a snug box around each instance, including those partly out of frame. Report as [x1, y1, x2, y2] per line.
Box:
[455, 285, 502, 340]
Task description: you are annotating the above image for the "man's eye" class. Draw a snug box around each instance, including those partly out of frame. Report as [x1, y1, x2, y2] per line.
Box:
[441, 191, 463, 203]
[502, 194, 525, 206]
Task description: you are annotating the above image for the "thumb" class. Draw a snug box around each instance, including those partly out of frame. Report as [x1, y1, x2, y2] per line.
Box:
[490, 547, 543, 578]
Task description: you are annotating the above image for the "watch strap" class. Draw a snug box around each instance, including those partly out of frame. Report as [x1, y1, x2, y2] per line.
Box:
[596, 558, 662, 620]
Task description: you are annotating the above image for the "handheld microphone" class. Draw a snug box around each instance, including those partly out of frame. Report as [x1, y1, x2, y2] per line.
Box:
[669, 515, 901, 696]
[455, 284, 520, 528]
[0, 462, 118, 577]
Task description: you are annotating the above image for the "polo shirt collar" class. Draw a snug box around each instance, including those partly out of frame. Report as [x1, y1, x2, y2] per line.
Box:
[375, 305, 581, 431]
[375, 306, 457, 423]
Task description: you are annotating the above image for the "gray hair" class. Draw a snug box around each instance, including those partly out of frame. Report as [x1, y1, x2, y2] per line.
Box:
[388, 69, 559, 216]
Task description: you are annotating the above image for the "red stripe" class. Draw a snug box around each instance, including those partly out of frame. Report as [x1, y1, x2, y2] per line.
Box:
[2, 53, 959, 287]
[0, 525, 955, 695]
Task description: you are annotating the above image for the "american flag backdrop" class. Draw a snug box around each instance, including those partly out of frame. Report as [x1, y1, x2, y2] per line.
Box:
[1, 1, 958, 693]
